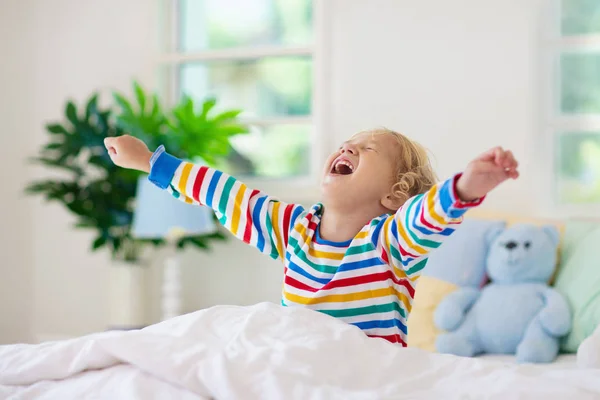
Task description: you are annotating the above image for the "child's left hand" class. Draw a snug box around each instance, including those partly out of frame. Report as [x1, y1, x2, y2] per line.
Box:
[456, 147, 519, 201]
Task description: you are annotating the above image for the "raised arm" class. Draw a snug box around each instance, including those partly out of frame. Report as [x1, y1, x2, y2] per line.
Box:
[105, 136, 305, 261]
[149, 145, 305, 260]
[372, 146, 519, 279]
[371, 174, 483, 278]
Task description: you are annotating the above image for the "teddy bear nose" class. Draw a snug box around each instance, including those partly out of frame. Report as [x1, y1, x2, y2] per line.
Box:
[505, 241, 518, 250]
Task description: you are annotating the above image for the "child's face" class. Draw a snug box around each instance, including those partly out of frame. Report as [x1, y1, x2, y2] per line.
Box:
[321, 132, 400, 212]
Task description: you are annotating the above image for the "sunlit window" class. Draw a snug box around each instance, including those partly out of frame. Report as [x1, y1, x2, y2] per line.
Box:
[554, 0, 600, 204]
[166, 0, 314, 179]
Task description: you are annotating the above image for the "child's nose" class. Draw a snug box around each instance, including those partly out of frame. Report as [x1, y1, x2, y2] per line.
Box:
[341, 144, 356, 155]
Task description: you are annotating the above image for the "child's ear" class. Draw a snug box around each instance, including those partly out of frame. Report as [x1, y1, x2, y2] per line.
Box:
[381, 192, 406, 212]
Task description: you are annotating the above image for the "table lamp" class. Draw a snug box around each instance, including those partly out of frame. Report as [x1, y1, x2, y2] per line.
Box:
[132, 176, 217, 321]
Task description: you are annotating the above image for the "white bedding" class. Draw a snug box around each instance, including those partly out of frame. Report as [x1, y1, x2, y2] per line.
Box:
[1, 302, 599, 400]
[478, 354, 578, 368]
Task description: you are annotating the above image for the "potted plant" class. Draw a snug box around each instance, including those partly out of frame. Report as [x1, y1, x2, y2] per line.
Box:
[26, 82, 248, 328]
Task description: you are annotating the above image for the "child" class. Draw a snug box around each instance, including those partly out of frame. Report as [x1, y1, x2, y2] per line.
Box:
[105, 129, 518, 346]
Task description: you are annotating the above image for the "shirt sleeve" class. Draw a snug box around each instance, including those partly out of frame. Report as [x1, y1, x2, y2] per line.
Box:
[369, 173, 483, 280]
[147, 146, 305, 261]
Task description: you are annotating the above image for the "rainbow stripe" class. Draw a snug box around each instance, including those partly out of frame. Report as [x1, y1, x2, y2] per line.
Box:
[149, 148, 482, 345]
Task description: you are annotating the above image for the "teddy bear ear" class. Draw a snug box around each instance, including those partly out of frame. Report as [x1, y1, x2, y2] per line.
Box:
[542, 225, 560, 246]
[485, 225, 504, 246]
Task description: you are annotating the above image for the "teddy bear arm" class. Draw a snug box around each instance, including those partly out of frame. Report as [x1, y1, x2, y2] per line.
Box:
[434, 287, 480, 332]
[537, 288, 572, 338]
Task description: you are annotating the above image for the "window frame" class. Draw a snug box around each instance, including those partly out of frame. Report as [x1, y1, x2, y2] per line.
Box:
[541, 0, 600, 217]
[157, 0, 331, 203]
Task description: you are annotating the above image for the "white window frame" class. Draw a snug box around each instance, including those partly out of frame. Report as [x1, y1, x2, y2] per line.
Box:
[541, 0, 600, 218]
[156, 0, 331, 204]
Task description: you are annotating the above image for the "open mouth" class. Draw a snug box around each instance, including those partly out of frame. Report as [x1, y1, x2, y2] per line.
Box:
[330, 158, 355, 175]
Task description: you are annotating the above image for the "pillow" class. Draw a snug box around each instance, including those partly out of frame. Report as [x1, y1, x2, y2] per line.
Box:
[554, 220, 600, 353]
[407, 277, 458, 351]
[422, 218, 506, 287]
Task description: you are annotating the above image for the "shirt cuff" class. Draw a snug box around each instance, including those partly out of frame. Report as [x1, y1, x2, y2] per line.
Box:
[451, 173, 485, 208]
[439, 173, 485, 219]
[148, 146, 183, 190]
[149, 145, 165, 167]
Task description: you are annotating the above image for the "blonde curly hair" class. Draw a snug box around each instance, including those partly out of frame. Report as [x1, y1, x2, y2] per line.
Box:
[360, 128, 438, 207]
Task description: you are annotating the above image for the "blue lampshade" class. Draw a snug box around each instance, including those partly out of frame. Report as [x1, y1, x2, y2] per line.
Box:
[131, 176, 217, 239]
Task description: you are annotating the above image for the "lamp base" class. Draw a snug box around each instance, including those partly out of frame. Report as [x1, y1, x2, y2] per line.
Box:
[161, 255, 182, 321]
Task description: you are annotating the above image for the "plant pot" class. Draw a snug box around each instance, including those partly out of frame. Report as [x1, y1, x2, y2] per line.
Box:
[108, 261, 147, 330]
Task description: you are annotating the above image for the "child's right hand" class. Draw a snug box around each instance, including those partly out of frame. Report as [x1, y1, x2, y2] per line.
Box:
[104, 135, 153, 173]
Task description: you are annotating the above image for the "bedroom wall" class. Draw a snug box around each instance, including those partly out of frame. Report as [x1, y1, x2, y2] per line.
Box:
[327, 0, 547, 214]
[0, 0, 548, 342]
[0, 0, 36, 344]
[0, 0, 158, 343]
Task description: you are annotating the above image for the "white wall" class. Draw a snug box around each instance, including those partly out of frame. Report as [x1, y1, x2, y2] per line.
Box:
[0, 0, 158, 343]
[0, 0, 549, 342]
[26, 0, 157, 340]
[328, 0, 546, 214]
[0, 0, 36, 344]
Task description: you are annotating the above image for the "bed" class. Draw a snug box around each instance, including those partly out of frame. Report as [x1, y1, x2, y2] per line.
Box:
[1, 302, 599, 400]
[478, 354, 578, 369]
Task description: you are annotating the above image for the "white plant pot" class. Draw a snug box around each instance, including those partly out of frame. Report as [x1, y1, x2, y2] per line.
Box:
[108, 262, 147, 330]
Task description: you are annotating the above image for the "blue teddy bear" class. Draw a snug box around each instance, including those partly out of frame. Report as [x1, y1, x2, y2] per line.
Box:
[434, 223, 572, 363]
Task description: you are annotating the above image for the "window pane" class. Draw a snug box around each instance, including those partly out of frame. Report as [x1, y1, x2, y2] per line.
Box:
[179, 0, 313, 51]
[556, 132, 600, 204]
[561, 0, 600, 36]
[180, 57, 312, 118]
[217, 124, 311, 177]
[561, 52, 600, 114]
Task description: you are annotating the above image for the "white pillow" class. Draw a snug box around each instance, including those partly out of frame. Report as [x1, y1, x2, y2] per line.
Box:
[577, 324, 600, 369]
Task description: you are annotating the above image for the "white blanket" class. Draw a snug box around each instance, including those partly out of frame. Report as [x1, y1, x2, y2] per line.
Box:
[1, 302, 599, 400]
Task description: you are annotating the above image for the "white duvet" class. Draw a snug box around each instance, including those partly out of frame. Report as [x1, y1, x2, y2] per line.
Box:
[1, 303, 599, 400]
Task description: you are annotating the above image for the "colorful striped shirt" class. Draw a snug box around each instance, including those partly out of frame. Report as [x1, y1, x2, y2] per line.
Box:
[148, 146, 483, 346]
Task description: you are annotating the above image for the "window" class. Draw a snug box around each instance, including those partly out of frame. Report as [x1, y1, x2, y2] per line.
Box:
[161, 0, 320, 182]
[548, 0, 600, 208]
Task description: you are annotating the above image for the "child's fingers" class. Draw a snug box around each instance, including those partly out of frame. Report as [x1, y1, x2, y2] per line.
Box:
[477, 146, 503, 162]
[475, 147, 519, 180]
[503, 153, 519, 179]
[494, 148, 506, 167]
[508, 168, 520, 179]
[495, 149, 519, 170]
[504, 150, 517, 168]
[104, 137, 120, 157]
